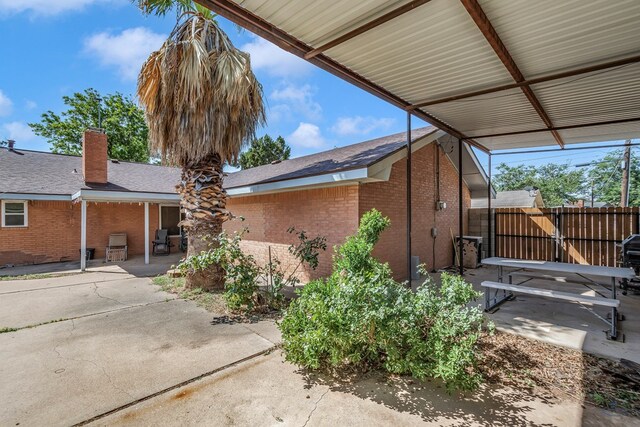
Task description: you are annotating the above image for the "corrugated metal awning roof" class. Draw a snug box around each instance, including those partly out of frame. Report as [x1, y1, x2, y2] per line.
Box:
[199, 0, 640, 152]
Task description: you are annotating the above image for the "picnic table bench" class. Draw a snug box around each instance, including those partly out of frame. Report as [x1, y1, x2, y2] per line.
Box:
[480, 257, 636, 340]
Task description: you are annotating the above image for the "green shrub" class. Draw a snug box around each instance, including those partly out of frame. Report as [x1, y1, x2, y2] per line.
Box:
[279, 209, 485, 392]
[178, 223, 326, 313]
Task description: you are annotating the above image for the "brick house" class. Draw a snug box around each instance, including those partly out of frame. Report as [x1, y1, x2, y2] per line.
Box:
[0, 127, 489, 280]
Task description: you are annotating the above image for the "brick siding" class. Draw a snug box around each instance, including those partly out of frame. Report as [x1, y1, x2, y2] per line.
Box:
[0, 201, 160, 266]
[225, 185, 360, 282]
[1, 142, 472, 278]
[82, 130, 108, 184]
[227, 142, 471, 282]
[359, 142, 470, 280]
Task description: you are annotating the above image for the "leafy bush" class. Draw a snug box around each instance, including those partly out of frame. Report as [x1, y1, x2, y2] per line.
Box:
[178, 223, 326, 312]
[279, 209, 485, 392]
[178, 228, 260, 310]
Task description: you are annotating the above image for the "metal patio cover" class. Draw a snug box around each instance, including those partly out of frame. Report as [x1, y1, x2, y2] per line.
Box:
[198, 0, 640, 153]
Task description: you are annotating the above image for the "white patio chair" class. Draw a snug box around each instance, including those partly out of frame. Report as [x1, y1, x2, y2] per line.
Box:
[105, 233, 128, 262]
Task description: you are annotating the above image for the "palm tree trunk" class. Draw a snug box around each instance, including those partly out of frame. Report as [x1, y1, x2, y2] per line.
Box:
[177, 153, 230, 290]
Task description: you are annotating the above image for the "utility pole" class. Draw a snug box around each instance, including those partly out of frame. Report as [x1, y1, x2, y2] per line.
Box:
[621, 139, 631, 207]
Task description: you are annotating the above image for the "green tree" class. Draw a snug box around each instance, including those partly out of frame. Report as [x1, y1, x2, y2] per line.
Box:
[138, 1, 265, 290]
[587, 150, 640, 206]
[29, 88, 149, 162]
[236, 135, 290, 169]
[494, 163, 586, 207]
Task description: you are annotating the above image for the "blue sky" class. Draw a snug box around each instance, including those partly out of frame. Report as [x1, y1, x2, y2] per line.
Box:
[0, 0, 633, 177]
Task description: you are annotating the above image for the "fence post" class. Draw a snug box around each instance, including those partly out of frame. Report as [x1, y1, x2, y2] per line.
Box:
[553, 209, 562, 262]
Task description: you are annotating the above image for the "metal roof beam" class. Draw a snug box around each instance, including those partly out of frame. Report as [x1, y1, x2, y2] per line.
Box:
[409, 54, 640, 109]
[460, 0, 565, 148]
[196, 0, 490, 153]
[304, 0, 432, 60]
[467, 117, 640, 140]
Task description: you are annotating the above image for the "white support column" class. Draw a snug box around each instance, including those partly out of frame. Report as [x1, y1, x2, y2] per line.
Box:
[81, 199, 87, 271]
[144, 202, 150, 265]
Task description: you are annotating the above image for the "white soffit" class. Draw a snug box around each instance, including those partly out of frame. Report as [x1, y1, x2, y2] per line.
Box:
[425, 89, 545, 135]
[533, 64, 640, 127]
[245, 0, 406, 47]
[325, 0, 514, 101]
[218, 0, 640, 151]
[481, 0, 640, 78]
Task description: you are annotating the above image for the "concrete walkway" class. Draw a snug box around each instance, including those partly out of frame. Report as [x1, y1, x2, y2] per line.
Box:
[0, 272, 278, 426]
[0, 253, 184, 278]
[456, 266, 640, 363]
[93, 351, 640, 427]
[1, 268, 638, 426]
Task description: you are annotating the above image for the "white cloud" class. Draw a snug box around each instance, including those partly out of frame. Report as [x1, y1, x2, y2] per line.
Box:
[84, 27, 166, 81]
[0, 0, 120, 17]
[288, 122, 326, 149]
[331, 116, 395, 136]
[268, 104, 292, 123]
[0, 90, 12, 116]
[2, 121, 36, 142]
[241, 36, 312, 78]
[270, 84, 322, 122]
[25, 100, 37, 110]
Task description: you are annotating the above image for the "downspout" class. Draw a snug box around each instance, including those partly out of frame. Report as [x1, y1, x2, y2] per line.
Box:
[406, 112, 412, 283]
[458, 138, 464, 276]
[487, 152, 492, 258]
[432, 142, 440, 272]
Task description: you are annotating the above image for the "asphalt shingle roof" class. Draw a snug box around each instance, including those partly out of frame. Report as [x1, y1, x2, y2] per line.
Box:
[225, 127, 436, 188]
[0, 149, 180, 196]
[0, 126, 436, 197]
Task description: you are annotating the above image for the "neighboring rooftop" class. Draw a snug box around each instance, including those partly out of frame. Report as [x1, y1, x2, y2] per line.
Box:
[0, 127, 437, 197]
[0, 125, 493, 198]
[471, 190, 544, 208]
[224, 127, 436, 188]
[0, 149, 180, 196]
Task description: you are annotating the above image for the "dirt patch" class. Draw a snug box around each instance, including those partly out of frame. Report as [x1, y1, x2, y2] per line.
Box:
[152, 275, 281, 323]
[0, 272, 84, 281]
[479, 331, 640, 418]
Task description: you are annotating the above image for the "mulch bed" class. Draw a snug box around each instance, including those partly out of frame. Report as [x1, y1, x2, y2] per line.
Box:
[479, 331, 640, 417]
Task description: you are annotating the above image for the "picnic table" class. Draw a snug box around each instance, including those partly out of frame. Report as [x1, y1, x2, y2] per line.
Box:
[480, 257, 636, 340]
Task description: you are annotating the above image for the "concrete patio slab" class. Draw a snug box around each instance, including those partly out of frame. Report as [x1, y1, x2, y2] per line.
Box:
[0, 253, 183, 278]
[0, 271, 136, 294]
[0, 298, 278, 427]
[425, 266, 640, 364]
[0, 275, 175, 329]
[95, 350, 601, 427]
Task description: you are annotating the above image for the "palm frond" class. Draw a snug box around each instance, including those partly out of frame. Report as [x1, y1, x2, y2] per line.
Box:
[138, 11, 265, 166]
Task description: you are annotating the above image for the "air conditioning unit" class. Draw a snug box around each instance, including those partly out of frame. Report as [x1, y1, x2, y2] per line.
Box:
[454, 236, 483, 269]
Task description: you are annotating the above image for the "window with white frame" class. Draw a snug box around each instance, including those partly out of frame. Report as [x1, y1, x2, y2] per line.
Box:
[2, 201, 28, 227]
[159, 205, 183, 236]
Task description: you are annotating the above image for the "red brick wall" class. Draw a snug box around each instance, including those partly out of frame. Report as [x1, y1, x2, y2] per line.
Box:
[0, 201, 81, 265]
[82, 130, 108, 184]
[85, 202, 159, 260]
[1, 143, 472, 278]
[0, 201, 160, 266]
[225, 185, 360, 281]
[359, 143, 471, 280]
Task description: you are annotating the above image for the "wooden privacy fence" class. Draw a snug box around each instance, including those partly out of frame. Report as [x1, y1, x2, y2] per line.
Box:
[495, 207, 640, 267]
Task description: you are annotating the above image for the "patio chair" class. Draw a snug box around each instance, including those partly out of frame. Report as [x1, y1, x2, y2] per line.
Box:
[179, 232, 188, 253]
[105, 233, 128, 262]
[152, 229, 170, 255]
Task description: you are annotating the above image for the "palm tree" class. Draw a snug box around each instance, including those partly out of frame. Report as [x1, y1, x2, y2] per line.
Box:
[137, 1, 265, 290]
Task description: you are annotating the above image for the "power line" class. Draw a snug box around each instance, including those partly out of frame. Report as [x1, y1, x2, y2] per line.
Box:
[497, 149, 620, 165]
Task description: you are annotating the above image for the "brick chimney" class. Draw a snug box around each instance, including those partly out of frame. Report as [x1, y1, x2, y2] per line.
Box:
[82, 128, 108, 184]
